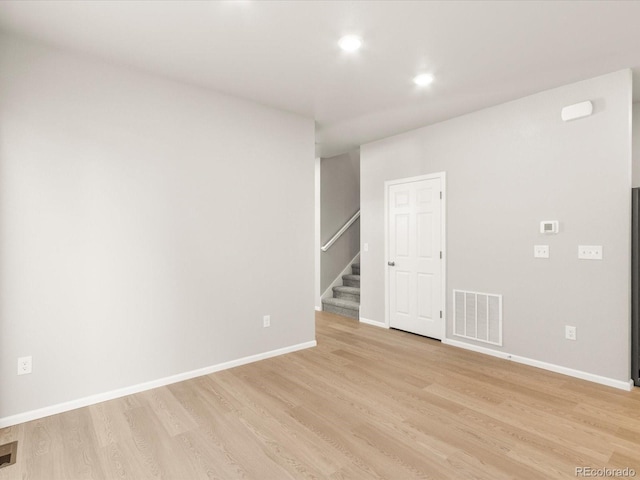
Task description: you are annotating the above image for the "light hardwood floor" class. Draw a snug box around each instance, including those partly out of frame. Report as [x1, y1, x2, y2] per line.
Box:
[2, 311, 640, 479]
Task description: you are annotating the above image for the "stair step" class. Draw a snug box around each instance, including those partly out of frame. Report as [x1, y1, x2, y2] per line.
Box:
[351, 262, 360, 275]
[332, 285, 360, 302]
[322, 297, 359, 320]
[342, 274, 360, 288]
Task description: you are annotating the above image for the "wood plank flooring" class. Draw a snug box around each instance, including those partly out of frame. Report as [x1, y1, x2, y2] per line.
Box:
[2, 311, 640, 479]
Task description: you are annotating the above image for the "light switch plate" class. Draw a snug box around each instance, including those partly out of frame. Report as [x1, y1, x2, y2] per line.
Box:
[578, 245, 602, 260]
[534, 245, 549, 258]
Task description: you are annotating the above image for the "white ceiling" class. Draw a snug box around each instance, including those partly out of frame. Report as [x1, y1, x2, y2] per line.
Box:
[1, 0, 640, 157]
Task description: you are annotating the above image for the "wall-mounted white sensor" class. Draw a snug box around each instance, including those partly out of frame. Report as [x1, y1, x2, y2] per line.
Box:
[561, 101, 593, 122]
[540, 221, 559, 234]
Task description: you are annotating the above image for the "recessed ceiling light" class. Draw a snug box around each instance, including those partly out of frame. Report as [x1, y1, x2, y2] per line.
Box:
[338, 35, 362, 52]
[413, 73, 434, 86]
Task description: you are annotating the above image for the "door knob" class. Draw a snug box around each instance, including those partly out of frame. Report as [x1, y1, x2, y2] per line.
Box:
[388, 261, 395, 266]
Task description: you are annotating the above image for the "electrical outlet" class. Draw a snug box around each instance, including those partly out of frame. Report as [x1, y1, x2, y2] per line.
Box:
[565, 326, 577, 341]
[263, 315, 271, 328]
[578, 245, 603, 260]
[17, 356, 32, 375]
[534, 245, 549, 258]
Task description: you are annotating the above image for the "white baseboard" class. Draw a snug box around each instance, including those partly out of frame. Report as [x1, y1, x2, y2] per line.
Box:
[442, 338, 633, 391]
[315, 306, 322, 311]
[359, 317, 388, 328]
[321, 252, 360, 304]
[0, 340, 317, 428]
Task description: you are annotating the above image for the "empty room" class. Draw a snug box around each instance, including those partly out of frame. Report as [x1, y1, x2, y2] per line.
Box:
[1, 1, 640, 479]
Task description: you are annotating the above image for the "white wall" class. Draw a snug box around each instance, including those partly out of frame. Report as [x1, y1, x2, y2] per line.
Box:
[633, 102, 640, 187]
[0, 35, 315, 421]
[361, 70, 632, 383]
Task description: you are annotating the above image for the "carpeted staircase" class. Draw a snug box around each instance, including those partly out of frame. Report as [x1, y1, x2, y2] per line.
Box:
[322, 262, 360, 319]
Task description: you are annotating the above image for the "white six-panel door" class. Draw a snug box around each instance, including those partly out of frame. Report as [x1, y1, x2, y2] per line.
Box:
[387, 175, 444, 339]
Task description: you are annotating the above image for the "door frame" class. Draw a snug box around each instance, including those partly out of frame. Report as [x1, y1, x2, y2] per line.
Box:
[632, 188, 640, 386]
[384, 172, 447, 337]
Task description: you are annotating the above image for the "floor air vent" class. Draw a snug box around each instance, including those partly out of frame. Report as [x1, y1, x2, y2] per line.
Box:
[0, 441, 17, 469]
[453, 290, 502, 346]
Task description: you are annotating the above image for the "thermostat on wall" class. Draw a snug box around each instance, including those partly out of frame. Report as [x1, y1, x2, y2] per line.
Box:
[540, 221, 559, 234]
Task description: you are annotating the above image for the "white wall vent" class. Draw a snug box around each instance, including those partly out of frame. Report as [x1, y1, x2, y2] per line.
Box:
[453, 290, 502, 346]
